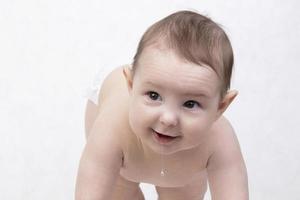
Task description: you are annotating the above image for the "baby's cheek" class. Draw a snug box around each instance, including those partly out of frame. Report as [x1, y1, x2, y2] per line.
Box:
[182, 116, 210, 133]
[128, 104, 147, 129]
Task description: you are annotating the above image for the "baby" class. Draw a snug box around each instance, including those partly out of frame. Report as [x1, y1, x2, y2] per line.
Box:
[76, 10, 249, 200]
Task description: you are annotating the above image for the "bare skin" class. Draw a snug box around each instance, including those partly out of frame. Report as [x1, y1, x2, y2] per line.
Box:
[82, 64, 247, 199]
[78, 47, 248, 200]
[84, 68, 208, 199]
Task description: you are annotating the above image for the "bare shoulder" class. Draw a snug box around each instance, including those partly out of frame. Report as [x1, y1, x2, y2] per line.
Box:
[206, 115, 245, 169]
[92, 64, 132, 158]
[96, 64, 130, 131]
[209, 115, 237, 145]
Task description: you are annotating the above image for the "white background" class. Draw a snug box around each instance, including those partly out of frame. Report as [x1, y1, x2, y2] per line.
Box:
[1, 0, 299, 199]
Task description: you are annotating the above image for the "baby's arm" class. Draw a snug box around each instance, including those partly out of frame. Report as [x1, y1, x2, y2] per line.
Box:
[75, 105, 124, 200]
[206, 119, 249, 200]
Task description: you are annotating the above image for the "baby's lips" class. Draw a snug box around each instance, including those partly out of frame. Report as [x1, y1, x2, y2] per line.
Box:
[153, 129, 179, 138]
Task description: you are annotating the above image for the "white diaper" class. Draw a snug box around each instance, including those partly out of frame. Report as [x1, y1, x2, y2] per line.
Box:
[81, 67, 112, 105]
[81, 64, 131, 105]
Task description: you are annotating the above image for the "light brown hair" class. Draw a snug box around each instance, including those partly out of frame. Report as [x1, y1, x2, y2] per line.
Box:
[132, 10, 234, 98]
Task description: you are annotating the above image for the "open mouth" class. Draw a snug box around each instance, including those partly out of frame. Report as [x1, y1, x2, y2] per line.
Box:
[152, 129, 179, 144]
[156, 132, 175, 138]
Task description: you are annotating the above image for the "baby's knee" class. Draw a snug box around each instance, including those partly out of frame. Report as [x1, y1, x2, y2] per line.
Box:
[135, 187, 145, 200]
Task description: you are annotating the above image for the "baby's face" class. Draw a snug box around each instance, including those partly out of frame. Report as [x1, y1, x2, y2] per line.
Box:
[126, 46, 222, 155]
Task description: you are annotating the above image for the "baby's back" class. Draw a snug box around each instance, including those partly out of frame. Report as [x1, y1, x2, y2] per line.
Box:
[96, 66, 130, 107]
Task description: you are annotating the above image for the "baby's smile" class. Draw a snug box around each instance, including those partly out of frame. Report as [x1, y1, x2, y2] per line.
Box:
[151, 128, 181, 145]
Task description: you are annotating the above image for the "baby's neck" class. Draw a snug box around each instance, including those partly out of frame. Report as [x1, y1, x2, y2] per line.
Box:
[139, 138, 196, 162]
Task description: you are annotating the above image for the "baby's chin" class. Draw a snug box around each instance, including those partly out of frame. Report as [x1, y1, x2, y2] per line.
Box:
[151, 145, 198, 156]
[146, 137, 197, 156]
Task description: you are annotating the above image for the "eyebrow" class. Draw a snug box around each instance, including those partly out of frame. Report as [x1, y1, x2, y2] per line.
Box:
[144, 81, 211, 98]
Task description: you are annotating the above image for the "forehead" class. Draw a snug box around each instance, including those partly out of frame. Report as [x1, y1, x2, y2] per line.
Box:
[135, 46, 221, 97]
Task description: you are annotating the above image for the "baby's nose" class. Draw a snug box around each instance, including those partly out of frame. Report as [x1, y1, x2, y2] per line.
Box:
[159, 109, 179, 127]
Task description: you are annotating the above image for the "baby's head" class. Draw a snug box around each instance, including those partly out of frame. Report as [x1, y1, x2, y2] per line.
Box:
[131, 10, 234, 99]
[123, 10, 237, 154]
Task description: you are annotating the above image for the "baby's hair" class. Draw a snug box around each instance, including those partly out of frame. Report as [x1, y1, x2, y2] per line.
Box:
[132, 10, 234, 98]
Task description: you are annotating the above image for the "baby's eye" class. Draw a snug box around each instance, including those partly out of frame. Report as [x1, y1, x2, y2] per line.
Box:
[146, 91, 161, 101]
[183, 100, 201, 109]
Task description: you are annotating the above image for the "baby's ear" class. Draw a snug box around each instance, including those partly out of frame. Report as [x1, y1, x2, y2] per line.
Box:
[122, 65, 133, 92]
[216, 90, 238, 119]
